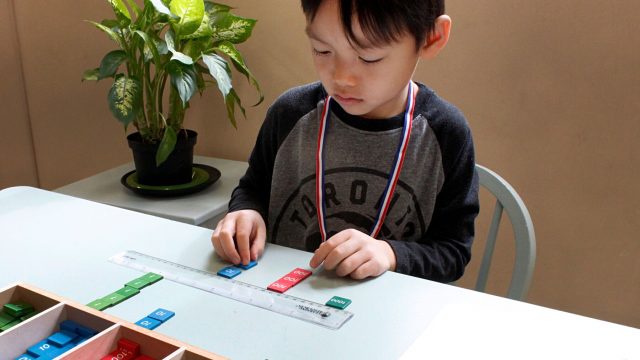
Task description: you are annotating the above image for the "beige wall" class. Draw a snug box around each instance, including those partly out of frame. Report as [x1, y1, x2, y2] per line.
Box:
[1, 0, 638, 328]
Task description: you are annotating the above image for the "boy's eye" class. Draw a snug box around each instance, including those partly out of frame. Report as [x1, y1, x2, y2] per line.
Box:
[312, 48, 331, 56]
[359, 57, 383, 64]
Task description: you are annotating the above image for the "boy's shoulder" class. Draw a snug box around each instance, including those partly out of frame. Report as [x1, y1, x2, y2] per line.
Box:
[415, 82, 471, 140]
[268, 81, 325, 117]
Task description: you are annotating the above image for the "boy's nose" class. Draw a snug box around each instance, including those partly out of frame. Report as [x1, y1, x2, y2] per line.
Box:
[332, 59, 357, 87]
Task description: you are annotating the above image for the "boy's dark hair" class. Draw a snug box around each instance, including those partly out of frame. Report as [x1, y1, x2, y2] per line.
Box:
[301, 0, 445, 51]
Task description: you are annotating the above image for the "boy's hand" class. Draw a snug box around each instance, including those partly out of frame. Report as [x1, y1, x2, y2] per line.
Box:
[309, 229, 397, 280]
[211, 209, 266, 266]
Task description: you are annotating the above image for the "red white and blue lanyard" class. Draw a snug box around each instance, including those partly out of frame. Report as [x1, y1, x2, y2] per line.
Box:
[315, 82, 417, 242]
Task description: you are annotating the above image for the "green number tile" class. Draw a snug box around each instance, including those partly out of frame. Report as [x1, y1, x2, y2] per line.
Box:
[0, 311, 16, 327]
[3, 302, 34, 317]
[19, 310, 36, 321]
[0, 318, 21, 331]
[116, 286, 140, 299]
[140, 272, 163, 285]
[325, 296, 352, 310]
[86, 298, 111, 311]
[125, 278, 148, 290]
[102, 292, 127, 306]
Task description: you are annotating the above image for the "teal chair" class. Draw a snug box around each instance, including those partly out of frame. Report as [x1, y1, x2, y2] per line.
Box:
[475, 164, 536, 300]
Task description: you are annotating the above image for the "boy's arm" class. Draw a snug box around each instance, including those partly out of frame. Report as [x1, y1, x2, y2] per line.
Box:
[385, 127, 479, 283]
[227, 117, 277, 220]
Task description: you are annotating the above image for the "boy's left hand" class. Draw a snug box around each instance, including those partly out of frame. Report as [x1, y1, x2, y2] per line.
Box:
[309, 229, 397, 279]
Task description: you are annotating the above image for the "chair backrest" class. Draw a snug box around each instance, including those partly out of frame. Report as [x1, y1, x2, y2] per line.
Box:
[475, 164, 536, 301]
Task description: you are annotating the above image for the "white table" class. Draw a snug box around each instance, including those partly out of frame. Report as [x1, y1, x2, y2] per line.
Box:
[55, 156, 248, 229]
[1, 187, 638, 359]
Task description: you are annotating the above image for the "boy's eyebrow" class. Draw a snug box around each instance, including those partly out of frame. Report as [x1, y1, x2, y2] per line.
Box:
[305, 27, 328, 44]
[305, 26, 377, 50]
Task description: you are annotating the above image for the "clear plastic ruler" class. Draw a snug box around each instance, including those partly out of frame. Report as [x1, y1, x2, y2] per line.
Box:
[109, 250, 353, 330]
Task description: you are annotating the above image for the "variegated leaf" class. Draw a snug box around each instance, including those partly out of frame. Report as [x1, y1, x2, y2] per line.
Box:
[108, 76, 142, 128]
[210, 12, 256, 44]
[170, 0, 205, 36]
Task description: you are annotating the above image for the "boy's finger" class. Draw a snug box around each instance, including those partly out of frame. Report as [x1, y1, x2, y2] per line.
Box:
[334, 251, 367, 277]
[218, 219, 241, 264]
[250, 220, 267, 260]
[323, 238, 360, 270]
[211, 227, 226, 261]
[350, 260, 378, 280]
[309, 232, 349, 268]
[235, 216, 252, 265]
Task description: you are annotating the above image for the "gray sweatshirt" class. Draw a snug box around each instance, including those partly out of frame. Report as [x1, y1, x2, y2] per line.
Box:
[229, 81, 479, 282]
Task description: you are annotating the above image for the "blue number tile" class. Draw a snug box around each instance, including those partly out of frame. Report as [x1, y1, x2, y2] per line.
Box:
[217, 266, 242, 279]
[235, 260, 258, 270]
[48, 330, 77, 347]
[74, 323, 97, 338]
[72, 336, 90, 345]
[15, 354, 36, 360]
[59, 320, 79, 333]
[27, 340, 64, 358]
[135, 317, 162, 330]
[148, 308, 175, 322]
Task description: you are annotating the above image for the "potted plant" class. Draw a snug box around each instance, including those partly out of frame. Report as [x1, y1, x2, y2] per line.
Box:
[83, 0, 262, 186]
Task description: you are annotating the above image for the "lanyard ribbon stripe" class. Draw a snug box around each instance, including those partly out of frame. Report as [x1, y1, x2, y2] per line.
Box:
[316, 82, 417, 241]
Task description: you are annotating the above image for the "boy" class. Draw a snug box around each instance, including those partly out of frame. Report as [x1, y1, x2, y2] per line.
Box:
[211, 0, 479, 282]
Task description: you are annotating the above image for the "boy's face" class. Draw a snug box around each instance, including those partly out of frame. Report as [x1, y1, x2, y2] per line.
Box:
[305, 0, 422, 119]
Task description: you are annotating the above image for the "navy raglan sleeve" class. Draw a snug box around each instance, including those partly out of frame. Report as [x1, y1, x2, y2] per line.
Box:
[226, 110, 277, 221]
[386, 109, 479, 282]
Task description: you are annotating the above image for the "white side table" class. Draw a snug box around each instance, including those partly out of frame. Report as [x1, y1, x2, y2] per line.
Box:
[55, 156, 247, 229]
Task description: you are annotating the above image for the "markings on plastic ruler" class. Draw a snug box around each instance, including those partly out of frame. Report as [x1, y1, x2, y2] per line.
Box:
[109, 250, 353, 330]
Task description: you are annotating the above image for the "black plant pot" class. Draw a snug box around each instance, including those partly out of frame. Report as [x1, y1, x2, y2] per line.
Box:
[127, 129, 198, 185]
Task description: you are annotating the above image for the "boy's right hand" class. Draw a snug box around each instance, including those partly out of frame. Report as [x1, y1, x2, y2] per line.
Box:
[211, 209, 266, 266]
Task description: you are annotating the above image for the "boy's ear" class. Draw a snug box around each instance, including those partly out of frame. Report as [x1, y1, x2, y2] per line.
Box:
[419, 15, 452, 60]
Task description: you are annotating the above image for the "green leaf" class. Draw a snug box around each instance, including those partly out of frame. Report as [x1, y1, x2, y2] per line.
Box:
[182, 38, 208, 60]
[100, 19, 120, 29]
[201, 53, 231, 97]
[108, 0, 131, 26]
[156, 126, 177, 166]
[149, 0, 176, 18]
[82, 68, 100, 81]
[135, 30, 161, 64]
[108, 76, 142, 128]
[170, 0, 205, 36]
[195, 67, 206, 94]
[86, 20, 124, 48]
[99, 50, 128, 79]
[165, 29, 194, 64]
[210, 12, 256, 44]
[205, 1, 232, 14]
[167, 61, 198, 105]
[125, 0, 142, 17]
[183, 12, 213, 40]
[225, 88, 246, 128]
[215, 41, 263, 105]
